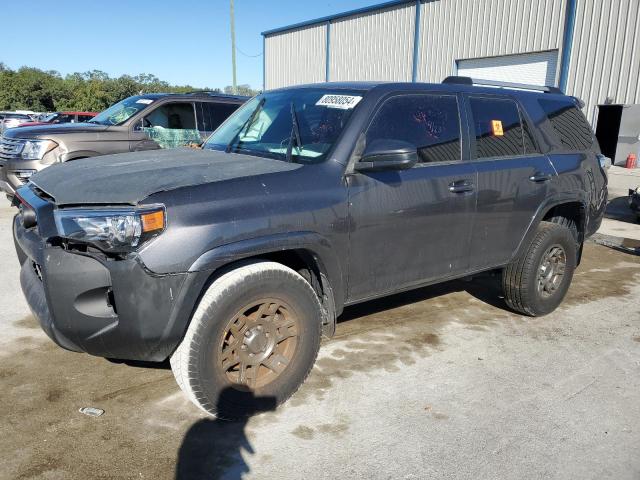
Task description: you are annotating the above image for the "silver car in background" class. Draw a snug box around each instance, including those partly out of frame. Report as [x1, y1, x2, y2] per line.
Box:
[0, 113, 34, 133]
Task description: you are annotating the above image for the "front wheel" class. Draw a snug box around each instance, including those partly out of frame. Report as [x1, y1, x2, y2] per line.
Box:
[170, 261, 322, 419]
[502, 221, 577, 316]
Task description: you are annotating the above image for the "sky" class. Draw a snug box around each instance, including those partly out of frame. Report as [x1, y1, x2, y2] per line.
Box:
[0, 0, 382, 90]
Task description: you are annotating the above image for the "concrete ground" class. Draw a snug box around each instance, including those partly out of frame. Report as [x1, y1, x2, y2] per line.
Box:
[597, 166, 640, 242]
[1, 191, 640, 479]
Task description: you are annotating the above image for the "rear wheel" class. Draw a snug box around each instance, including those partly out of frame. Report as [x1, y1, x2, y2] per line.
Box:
[170, 261, 322, 418]
[502, 221, 577, 316]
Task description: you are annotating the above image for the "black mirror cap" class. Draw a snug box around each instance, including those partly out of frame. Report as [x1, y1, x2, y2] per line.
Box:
[355, 139, 418, 172]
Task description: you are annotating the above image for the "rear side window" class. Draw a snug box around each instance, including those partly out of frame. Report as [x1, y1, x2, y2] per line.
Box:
[366, 94, 461, 163]
[469, 97, 531, 159]
[197, 102, 241, 133]
[538, 99, 594, 151]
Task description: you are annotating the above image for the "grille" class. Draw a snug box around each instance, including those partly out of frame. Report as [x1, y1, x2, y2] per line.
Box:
[0, 137, 25, 159]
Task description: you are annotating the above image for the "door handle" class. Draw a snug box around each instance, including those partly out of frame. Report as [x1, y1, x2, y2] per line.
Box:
[529, 172, 552, 183]
[448, 180, 474, 193]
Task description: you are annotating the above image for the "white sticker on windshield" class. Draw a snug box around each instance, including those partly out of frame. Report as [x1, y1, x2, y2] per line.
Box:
[136, 99, 154, 104]
[316, 94, 362, 109]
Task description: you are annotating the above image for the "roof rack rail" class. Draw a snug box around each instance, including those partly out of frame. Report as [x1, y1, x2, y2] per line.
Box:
[442, 76, 563, 94]
[184, 91, 250, 98]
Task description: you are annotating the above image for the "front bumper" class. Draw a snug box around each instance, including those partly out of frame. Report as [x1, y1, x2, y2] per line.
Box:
[13, 215, 207, 361]
[0, 158, 44, 196]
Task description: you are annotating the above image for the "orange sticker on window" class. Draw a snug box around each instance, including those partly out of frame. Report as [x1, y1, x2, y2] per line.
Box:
[491, 120, 504, 136]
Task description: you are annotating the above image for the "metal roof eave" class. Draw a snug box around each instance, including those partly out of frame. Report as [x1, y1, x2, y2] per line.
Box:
[261, 0, 416, 36]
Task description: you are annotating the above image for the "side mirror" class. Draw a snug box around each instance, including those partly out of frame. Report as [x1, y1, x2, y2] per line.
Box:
[354, 139, 418, 172]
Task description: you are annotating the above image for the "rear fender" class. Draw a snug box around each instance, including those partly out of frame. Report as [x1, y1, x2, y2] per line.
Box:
[510, 193, 588, 263]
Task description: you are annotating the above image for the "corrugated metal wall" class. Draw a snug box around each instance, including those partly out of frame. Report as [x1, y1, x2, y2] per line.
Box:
[264, 24, 326, 90]
[416, 0, 567, 83]
[263, 0, 640, 126]
[565, 0, 640, 123]
[328, 3, 416, 82]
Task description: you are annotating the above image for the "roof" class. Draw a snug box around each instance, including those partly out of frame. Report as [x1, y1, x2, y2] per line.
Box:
[267, 80, 569, 99]
[262, 0, 414, 36]
[132, 92, 250, 102]
[58, 111, 98, 115]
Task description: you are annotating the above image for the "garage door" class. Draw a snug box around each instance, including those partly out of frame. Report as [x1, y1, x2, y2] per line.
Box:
[456, 50, 559, 87]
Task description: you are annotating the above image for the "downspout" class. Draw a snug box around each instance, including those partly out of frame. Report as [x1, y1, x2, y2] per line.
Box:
[262, 35, 266, 91]
[558, 0, 577, 92]
[411, 0, 422, 82]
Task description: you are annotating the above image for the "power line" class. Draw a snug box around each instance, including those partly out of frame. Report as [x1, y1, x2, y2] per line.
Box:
[236, 47, 263, 58]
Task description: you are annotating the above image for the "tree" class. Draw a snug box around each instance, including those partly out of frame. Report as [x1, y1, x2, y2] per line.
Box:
[0, 64, 249, 112]
[224, 84, 260, 96]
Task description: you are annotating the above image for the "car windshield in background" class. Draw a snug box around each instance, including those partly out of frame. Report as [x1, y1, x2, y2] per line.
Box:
[203, 88, 364, 163]
[89, 96, 155, 126]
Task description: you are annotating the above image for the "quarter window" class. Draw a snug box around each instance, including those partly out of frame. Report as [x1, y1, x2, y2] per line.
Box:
[366, 95, 462, 163]
[538, 99, 594, 151]
[469, 97, 529, 159]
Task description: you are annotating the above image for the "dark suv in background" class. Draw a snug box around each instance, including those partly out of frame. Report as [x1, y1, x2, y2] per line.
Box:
[0, 92, 248, 196]
[13, 78, 607, 418]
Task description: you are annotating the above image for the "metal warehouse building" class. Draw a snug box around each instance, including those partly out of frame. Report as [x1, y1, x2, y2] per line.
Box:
[262, 0, 640, 125]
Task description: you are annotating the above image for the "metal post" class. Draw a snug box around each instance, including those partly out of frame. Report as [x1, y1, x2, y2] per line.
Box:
[230, 0, 238, 94]
[558, 0, 577, 93]
[411, 0, 422, 82]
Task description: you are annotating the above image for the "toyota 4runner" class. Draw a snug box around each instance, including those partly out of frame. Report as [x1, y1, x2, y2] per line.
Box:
[13, 78, 608, 418]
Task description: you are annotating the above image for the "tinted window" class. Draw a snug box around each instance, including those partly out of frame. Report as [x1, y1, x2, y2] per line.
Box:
[469, 97, 527, 158]
[366, 94, 461, 163]
[197, 102, 240, 133]
[539, 99, 594, 151]
[77, 115, 94, 123]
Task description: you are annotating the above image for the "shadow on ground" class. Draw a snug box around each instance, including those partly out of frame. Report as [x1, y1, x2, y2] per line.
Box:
[175, 388, 276, 480]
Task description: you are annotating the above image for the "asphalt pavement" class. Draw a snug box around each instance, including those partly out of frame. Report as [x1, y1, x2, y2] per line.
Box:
[1, 198, 639, 480]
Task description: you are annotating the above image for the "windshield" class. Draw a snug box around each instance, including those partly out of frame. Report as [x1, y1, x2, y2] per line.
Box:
[203, 88, 364, 163]
[42, 113, 59, 123]
[89, 95, 156, 126]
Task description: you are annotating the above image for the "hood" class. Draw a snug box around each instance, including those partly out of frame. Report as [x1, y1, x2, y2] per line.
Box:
[29, 148, 302, 206]
[4, 122, 109, 138]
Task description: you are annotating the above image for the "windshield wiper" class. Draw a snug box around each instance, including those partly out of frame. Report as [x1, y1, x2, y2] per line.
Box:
[286, 101, 302, 163]
[226, 98, 265, 153]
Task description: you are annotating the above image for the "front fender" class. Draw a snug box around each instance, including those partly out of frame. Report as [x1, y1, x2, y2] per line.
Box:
[188, 231, 345, 313]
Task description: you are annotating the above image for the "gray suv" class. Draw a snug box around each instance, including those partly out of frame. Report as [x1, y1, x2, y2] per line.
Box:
[13, 78, 607, 418]
[0, 92, 248, 196]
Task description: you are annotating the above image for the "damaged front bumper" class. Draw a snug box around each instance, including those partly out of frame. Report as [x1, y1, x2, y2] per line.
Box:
[13, 214, 207, 362]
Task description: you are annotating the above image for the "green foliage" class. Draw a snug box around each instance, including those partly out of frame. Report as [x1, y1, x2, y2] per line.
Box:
[0, 64, 259, 112]
[224, 84, 259, 97]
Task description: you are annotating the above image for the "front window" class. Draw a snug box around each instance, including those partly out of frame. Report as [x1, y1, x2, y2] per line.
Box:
[89, 96, 157, 126]
[203, 88, 364, 163]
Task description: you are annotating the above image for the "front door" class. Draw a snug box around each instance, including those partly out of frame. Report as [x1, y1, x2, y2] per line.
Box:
[464, 94, 556, 269]
[130, 101, 201, 151]
[347, 93, 477, 301]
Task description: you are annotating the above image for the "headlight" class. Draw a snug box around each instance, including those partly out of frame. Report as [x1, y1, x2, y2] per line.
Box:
[54, 205, 165, 252]
[21, 140, 58, 160]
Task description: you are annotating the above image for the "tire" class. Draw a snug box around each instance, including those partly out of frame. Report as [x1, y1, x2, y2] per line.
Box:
[502, 221, 577, 316]
[170, 260, 322, 419]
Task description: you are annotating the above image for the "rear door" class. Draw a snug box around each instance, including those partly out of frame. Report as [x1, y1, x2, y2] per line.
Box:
[347, 92, 477, 300]
[464, 94, 556, 270]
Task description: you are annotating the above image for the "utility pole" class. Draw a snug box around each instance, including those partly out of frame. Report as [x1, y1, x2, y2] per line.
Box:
[230, 0, 237, 95]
